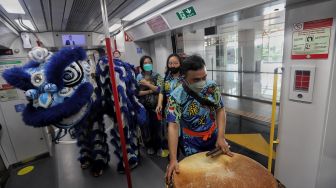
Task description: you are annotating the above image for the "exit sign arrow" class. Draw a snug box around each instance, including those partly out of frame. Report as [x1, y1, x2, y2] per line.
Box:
[176, 6, 197, 20]
[186, 8, 192, 14]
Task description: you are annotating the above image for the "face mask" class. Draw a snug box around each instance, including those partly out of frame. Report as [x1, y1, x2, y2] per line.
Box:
[169, 67, 180, 74]
[189, 80, 206, 93]
[143, 64, 153, 71]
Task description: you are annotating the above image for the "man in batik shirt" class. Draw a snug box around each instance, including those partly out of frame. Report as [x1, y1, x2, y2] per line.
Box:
[165, 55, 232, 182]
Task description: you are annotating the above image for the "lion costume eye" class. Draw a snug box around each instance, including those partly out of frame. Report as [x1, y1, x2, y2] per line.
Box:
[31, 72, 45, 87]
[63, 62, 83, 87]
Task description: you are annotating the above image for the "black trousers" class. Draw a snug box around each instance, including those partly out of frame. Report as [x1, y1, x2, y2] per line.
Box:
[142, 109, 162, 152]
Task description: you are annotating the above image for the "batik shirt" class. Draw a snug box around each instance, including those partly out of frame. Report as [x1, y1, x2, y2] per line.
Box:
[166, 80, 224, 155]
[161, 74, 182, 116]
[162, 74, 182, 98]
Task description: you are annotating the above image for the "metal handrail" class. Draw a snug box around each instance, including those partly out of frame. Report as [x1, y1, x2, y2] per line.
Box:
[268, 67, 282, 171]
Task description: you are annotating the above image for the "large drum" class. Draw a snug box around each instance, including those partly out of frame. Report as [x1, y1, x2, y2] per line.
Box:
[172, 152, 278, 188]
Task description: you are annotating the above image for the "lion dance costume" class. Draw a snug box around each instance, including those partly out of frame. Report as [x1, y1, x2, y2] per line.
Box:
[2, 46, 146, 176]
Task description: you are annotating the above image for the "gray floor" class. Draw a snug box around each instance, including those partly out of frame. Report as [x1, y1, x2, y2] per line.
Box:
[5, 96, 277, 188]
[5, 156, 57, 188]
[55, 143, 165, 188]
[6, 137, 166, 188]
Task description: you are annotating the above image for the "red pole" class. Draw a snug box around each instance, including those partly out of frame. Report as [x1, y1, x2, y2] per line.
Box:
[114, 37, 118, 50]
[105, 37, 132, 188]
[99, 0, 132, 187]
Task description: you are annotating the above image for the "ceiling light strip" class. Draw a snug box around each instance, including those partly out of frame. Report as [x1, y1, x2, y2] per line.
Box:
[124, 0, 190, 31]
[122, 0, 168, 21]
[0, 0, 25, 14]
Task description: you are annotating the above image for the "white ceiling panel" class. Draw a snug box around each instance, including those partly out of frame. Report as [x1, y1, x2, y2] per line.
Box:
[41, 0, 52, 31]
[50, 0, 66, 31]
[22, 0, 47, 31]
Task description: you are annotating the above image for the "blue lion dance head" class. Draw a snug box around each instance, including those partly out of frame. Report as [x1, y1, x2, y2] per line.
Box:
[2, 47, 94, 128]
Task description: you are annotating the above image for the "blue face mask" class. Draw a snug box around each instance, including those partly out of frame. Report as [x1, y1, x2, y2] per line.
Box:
[143, 64, 153, 71]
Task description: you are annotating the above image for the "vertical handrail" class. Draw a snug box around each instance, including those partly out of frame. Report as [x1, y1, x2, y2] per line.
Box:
[113, 37, 118, 51]
[268, 67, 280, 172]
[99, 0, 132, 187]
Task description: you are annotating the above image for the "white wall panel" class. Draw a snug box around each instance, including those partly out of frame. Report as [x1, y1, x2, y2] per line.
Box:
[275, 1, 336, 188]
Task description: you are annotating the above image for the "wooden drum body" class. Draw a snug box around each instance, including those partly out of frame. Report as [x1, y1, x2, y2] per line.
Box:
[173, 152, 278, 188]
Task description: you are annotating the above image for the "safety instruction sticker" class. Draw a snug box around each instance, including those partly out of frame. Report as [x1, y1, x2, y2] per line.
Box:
[136, 47, 142, 54]
[291, 18, 333, 59]
[0, 60, 21, 101]
[0, 61, 21, 86]
[15, 103, 26, 112]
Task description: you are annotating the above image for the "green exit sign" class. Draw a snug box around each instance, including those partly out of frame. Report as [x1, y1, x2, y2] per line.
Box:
[176, 6, 197, 20]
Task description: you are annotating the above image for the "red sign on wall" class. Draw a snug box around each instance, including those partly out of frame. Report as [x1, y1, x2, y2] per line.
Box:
[291, 18, 333, 59]
[124, 32, 133, 42]
[0, 84, 13, 90]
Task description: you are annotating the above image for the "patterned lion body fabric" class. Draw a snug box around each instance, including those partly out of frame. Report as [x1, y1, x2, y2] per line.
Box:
[2, 47, 146, 174]
[166, 80, 224, 155]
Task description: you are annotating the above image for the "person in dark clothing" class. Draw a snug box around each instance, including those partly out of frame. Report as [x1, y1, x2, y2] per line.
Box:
[136, 55, 164, 155]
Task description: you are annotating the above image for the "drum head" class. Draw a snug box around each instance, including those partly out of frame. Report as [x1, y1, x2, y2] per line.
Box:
[173, 152, 278, 188]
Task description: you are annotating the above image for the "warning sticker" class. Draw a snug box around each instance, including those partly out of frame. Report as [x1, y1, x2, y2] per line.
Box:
[0, 60, 21, 101]
[291, 18, 333, 59]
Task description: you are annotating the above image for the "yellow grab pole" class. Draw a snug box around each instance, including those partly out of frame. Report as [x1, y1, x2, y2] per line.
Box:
[268, 68, 280, 172]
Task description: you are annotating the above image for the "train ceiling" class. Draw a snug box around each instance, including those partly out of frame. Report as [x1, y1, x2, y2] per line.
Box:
[0, 0, 169, 33]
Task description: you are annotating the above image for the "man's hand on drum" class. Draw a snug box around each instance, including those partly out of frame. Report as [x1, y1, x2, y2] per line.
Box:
[165, 160, 180, 184]
[216, 137, 234, 157]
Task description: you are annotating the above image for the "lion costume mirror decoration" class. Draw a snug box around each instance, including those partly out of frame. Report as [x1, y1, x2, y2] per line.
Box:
[2, 47, 146, 176]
